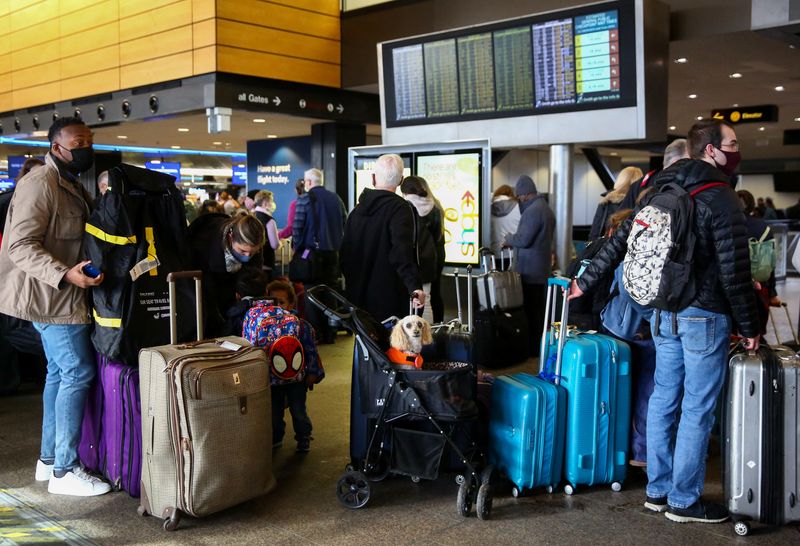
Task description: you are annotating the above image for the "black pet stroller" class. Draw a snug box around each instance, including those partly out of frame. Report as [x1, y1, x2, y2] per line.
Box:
[306, 286, 493, 519]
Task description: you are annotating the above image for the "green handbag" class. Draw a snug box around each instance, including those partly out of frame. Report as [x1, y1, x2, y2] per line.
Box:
[749, 227, 775, 283]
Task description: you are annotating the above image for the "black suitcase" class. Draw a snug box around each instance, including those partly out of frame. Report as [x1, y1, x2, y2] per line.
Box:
[472, 307, 529, 368]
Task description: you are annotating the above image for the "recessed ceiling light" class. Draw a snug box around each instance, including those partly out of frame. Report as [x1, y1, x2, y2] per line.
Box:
[674, 57, 688, 63]
[609, 152, 618, 156]
[117, 135, 127, 139]
[253, 118, 266, 123]
[795, 117, 800, 122]
[775, 85, 785, 92]
[758, 126, 765, 131]
[177, 128, 189, 132]
[696, 116, 703, 120]
[669, 125, 677, 131]
[729, 73, 742, 79]
[267, 134, 278, 138]
[732, 103, 739, 107]
[171, 145, 181, 149]
[212, 141, 222, 145]
[688, 94, 697, 99]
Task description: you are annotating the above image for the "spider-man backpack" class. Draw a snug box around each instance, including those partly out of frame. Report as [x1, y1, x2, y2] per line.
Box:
[241, 301, 324, 386]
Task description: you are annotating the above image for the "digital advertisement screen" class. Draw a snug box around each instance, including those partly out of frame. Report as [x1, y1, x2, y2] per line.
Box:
[232, 164, 247, 186]
[382, 0, 635, 127]
[8, 155, 45, 180]
[416, 152, 481, 266]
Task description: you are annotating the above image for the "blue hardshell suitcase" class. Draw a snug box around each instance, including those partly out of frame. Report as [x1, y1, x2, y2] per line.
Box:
[487, 278, 571, 496]
[541, 278, 632, 493]
[488, 373, 566, 495]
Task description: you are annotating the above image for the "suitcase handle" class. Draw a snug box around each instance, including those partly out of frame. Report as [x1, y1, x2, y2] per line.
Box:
[166, 271, 203, 344]
[781, 302, 799, 345]
[466, 265, 473, 333]
[453, 268, 463, 325]
[540, 276, 571, 384]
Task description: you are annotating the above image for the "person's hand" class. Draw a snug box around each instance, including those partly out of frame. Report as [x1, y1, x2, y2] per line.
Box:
[753, 280, 762, 290]
[412, 290, 426, 309]
[305, 374, 318, 390]
[501, 242, 512, 250]
[567, 279, 584, 301]
[769, 296, 782, 307]
[64, 260, 104, 288]
[743, 336, 760, 351]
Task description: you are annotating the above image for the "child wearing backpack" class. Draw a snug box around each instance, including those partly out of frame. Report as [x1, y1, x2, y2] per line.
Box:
[242, 281, 324, 453]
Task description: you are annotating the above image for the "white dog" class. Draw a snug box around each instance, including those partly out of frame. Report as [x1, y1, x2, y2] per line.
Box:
[387, 315, 433, 368]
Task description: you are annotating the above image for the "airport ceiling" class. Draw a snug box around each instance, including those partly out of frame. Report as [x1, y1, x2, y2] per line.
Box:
[0, 0, 797, 167]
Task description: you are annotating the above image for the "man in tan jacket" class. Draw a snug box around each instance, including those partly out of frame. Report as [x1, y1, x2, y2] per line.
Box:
[0, 117, 110, 496]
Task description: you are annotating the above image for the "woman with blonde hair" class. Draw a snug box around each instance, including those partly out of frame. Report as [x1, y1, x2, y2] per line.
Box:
[588, 166, 644, 241]
[254, 190, 280, 280]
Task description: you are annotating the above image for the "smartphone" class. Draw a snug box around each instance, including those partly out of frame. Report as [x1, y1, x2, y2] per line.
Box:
[82, 263, 101, 278]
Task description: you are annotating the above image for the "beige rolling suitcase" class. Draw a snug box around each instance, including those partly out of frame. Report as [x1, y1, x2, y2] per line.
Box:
[138, 271, 275, 531]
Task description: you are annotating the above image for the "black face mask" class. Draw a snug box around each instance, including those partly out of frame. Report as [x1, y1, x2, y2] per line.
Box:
[62, 146, 95, 174]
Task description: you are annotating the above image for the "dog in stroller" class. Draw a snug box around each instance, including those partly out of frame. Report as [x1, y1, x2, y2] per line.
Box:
[306, 286, 494, 519]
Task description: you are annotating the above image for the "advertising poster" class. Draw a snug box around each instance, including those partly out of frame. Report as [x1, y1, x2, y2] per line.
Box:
[247, 136, 311, 228]
[416, 152, 481, 265]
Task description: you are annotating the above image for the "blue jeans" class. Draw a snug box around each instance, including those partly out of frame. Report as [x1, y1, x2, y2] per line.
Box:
[271, 381, 312, 443]
[646, 307, 730, 508]
[34, 323, 95, 473]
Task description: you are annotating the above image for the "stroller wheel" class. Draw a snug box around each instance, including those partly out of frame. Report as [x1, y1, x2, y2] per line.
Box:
[476, 484, 492, 520]
[457, 476, 476, 517]
[411, 475, 421, 484]
[336, 471, 371, 510]
[455, 474, 465, 485]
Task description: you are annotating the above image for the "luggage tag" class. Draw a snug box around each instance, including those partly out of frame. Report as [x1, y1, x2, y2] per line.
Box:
[219, 340, 244, 352]
[130, 256, 161, 281]
[302, 249, 311, 259]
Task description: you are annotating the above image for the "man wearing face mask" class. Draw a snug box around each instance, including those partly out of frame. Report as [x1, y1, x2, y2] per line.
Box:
[0, 117, 111, 496]
[569, 119, 758, 524]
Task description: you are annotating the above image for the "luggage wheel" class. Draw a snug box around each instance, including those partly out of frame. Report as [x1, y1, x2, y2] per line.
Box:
[733, 521, 750, 536]
[136, 505, 147, 517]
[611, 482, 622, 492]
[410, 475, 421, 484]
[162, 508, 181, 532]
[511, 485, 523, 498]
[564, 484, 575, 496]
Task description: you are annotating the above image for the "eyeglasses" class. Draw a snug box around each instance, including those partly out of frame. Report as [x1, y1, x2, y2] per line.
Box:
[719, 141, 739, 151]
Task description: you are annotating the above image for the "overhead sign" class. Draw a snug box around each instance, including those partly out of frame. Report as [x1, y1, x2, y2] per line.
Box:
[145, 161, 180, 180]
[232, 164, 247, 186]
[711, 104, 778, 124]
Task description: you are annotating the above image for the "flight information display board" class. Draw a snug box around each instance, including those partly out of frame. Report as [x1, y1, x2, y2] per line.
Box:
[381, 0, 636, 127]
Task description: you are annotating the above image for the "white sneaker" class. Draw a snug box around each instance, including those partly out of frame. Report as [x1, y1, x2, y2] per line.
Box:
[48, 466, 111, 497]
[35, 460, 53, 482]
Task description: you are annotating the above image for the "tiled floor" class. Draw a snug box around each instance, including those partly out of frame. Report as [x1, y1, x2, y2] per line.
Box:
[1, 283, 799, 545]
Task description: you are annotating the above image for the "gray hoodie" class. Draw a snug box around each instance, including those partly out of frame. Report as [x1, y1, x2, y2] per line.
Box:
[504, 195, 555, 284]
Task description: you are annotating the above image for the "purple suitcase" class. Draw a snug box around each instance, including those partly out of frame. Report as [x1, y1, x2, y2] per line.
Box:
[79, 354, 142, 497]
[79, 375, 105, 472]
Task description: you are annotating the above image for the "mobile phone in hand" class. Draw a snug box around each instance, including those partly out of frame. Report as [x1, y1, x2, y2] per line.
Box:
[82, 263, 101, 278]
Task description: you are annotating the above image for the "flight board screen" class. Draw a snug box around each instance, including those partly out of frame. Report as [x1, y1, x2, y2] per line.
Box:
[383, 1, 635, 127]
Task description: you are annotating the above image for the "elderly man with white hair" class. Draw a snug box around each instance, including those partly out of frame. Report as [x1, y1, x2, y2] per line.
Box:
[340, 154, 425, 322]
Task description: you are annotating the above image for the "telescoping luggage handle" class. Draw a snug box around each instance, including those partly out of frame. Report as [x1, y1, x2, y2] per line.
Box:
[165, 271, 204, 344]
[480, 247, 514, 273]
[540, 277, 571, 385]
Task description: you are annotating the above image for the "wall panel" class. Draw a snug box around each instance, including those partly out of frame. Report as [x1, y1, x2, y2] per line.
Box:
[0, 0, 343, 112]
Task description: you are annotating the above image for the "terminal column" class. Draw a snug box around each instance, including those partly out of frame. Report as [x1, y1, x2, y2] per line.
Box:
[549, 144, 573, 273]
[311, 122, 366, 203]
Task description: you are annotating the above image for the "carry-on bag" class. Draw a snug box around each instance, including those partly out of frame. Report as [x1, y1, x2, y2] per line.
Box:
[138, 271, 274, 531]
[472, 306, 529, 368]
[487, 277, 569, 496]
[542, 277, 632, 494]
[723, 345, 800, 537]
[476, 247, 523, 311]
[423, 267, 473, 364]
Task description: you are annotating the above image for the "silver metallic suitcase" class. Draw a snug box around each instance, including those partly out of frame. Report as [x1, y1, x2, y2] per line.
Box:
[476, 248, 524, 311]
[724, 345, 800, 536]
[138, 271, 275, 531]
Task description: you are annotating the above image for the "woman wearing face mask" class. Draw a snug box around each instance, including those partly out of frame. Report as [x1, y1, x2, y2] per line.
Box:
[187, 211, 265, 336]
[254, 190, 280, 281]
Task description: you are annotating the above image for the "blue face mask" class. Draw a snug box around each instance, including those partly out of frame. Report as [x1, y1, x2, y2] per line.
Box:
[231, 247, 251, 263]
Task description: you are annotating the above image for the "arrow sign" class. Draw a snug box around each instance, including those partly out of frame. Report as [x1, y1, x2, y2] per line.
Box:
[336, 104, 344, 114]
[462, 190, 475, 205]
[273, 96, 281, 106]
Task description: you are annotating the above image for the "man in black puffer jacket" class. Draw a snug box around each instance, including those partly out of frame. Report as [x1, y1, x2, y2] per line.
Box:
[570, 120, 759, 525]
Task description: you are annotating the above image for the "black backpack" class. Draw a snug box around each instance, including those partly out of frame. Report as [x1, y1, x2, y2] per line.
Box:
[85, 164, 194, 365]
[622, 181, 726, 312]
